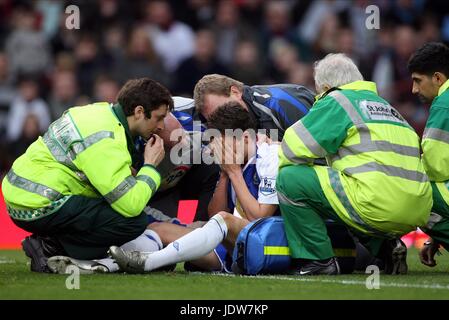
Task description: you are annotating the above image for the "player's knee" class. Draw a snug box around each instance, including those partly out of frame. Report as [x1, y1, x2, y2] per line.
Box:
[147, 222, 174, 246]
[147, 221, 164, 234]
[216, 211, 240, 234]
[217, 211, 233, 223]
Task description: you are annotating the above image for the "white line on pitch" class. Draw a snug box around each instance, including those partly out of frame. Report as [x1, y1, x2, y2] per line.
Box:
[0, 259, 15, 264]
[201, 273, 449, 290]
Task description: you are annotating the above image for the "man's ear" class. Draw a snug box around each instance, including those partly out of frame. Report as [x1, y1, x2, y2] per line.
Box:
[433, 72, 448, 87]
[230, 85, 242, 98]
[134, 105, 145, 119]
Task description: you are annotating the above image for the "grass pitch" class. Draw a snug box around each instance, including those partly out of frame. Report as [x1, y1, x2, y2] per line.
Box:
[1, 248, 449, 300]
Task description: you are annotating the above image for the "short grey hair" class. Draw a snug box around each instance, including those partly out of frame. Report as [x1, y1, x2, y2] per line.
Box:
[314, 53, 364, 94]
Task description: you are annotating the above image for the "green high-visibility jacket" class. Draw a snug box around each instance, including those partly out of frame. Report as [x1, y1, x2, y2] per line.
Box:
[279, 81, 432, 236]
[1, 102, 161, 221]
[422, 79, 449, 206]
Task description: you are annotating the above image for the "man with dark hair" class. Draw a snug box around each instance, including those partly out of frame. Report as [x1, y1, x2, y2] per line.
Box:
[1, 77, 172, 273]
[118, 78, 174, 117]
[408, 42, 449, 267]
[206, 101, 257, 133]
[109, 101, 283, 273]
[194, 74, 315, 140]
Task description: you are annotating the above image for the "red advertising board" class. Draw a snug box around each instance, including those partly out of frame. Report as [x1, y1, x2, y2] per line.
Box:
[0, 187, 197, 249]
[0, 187, 30, 249]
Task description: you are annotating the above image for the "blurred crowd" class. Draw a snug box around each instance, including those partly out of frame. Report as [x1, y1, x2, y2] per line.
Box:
[0, 0, 449, 178]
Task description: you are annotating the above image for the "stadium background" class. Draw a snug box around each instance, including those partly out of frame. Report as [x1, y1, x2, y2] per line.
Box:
[0, 0, 448, 249]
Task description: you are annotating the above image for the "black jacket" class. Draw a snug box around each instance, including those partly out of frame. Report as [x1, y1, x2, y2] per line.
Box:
[242, 84, 315, 140]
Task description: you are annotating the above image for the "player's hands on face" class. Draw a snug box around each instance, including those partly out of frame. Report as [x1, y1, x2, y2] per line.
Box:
[210, 137, 225, 166]
[220, 136, 243, 176]
[208, 139, 229, 178]
[143, 134, 165, 167]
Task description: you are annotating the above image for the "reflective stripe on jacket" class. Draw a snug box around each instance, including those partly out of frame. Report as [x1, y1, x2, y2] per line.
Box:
[279, 81, 432, 236]
[2, 103, 161, 220]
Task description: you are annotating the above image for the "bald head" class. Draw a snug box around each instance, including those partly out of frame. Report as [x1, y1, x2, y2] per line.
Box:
[158, 112, 186, 150]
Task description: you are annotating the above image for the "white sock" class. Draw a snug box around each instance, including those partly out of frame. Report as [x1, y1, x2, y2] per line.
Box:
[144, 214, 228, 271]
[97, 230, 163, 273]
[94, 258, 120, 272]
[120, 229, 163, 253]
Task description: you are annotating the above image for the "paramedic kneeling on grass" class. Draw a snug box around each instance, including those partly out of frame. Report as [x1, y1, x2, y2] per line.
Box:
[1, 78, 172, 273]
[276, 53, 432, 275]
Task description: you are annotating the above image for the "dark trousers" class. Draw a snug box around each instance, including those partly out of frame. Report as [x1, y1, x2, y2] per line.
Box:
[423, 183, 449, 250]
[150, 163, 220, 221]
[13, 195, 148, 259]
